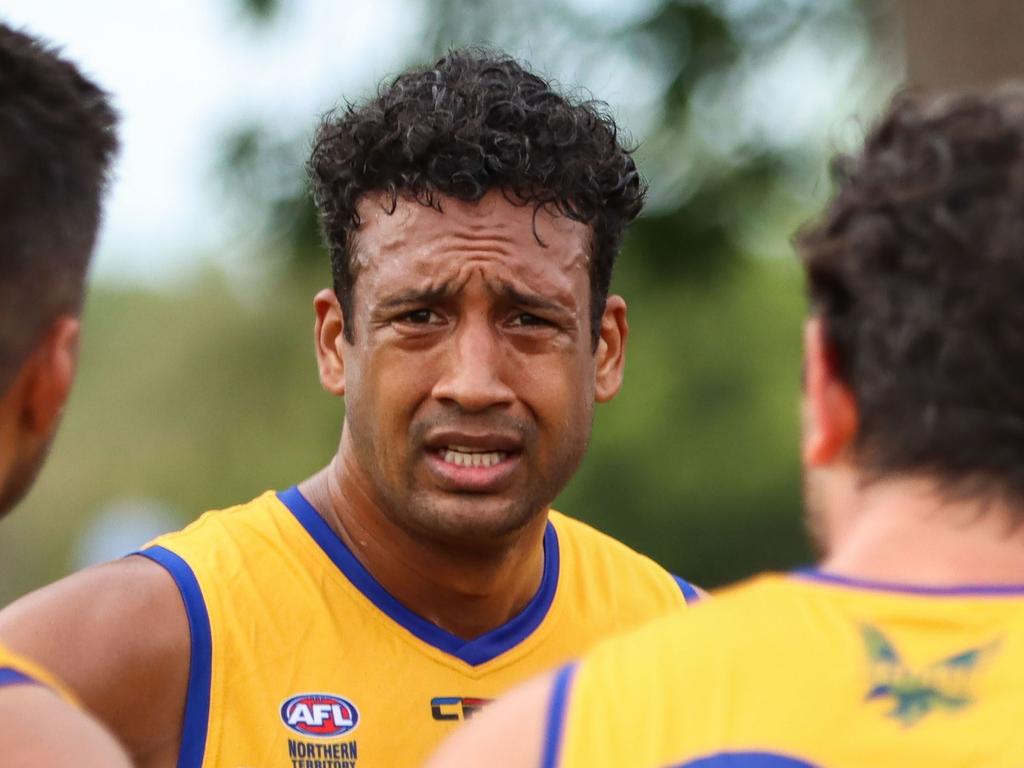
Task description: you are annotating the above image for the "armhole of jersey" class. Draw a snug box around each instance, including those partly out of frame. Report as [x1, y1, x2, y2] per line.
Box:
[673, 575, 702, 605]
[136, 546, 212, 768]
[0, 667, 38, 689]
[0, 653, 79, 706]
[540, 662, 578, 768]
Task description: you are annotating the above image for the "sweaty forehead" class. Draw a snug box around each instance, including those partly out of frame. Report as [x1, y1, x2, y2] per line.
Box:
[351, 191, 591, 289]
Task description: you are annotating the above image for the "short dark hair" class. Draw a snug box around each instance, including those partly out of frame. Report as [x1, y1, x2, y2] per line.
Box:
[797, 87, 1024, 504]
[0, 24, 119, 393]
[308, 47, 645, 345]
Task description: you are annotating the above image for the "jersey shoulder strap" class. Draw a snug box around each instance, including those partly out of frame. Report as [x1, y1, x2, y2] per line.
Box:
[0, 641, 79, 706]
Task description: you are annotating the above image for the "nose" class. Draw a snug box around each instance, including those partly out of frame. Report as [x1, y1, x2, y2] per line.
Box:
[430, 318, 515, 412]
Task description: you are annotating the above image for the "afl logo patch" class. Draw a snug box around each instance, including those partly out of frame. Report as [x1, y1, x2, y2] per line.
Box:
[280, 693, 359, 738]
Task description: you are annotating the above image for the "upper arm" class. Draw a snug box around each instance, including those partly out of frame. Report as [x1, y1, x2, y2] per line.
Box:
[0, 555, 190, 762]
[426, 668, 565, 768]
[0, 684, 131, 767]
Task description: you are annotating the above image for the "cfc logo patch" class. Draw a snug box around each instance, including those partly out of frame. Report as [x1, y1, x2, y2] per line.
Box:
[430, 696, 492, 721]
[280, 693, 360, 738]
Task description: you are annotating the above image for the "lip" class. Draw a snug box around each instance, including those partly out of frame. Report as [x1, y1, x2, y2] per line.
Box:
[424, 448, 522, 493]
[423, 429, 524, 453]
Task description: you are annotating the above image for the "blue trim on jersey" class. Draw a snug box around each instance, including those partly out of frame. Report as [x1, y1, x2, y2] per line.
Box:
[674, 575, 701, 604]
[0, 667, 36, 689]
[278, 486, 561, 667]
[792, 567, 1024, 596]
[673, 752, 821, 767]
[541, 662, 578, 768]
[136, 546, 212, 768]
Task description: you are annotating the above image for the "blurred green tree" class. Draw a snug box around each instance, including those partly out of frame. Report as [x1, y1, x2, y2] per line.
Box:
[0, 0, 892, 605]
[212, 0, 885, 587]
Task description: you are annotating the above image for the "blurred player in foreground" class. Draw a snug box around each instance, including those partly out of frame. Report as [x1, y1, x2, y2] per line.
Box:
[431, 87, 1024, 767]
[0, 21, 128, 768]
[0, 49, 700, 767]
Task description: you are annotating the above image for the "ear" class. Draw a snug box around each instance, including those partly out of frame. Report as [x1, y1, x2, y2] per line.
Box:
[802, 316, 858, 467]
[594, 294, 628, 403]
[314, 289, 347, 396]
[20, 316, 80, 437]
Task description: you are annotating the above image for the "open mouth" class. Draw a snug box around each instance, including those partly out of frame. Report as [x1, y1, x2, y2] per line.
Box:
[422, 429, 524, 491]
[438, 445, 508, 468]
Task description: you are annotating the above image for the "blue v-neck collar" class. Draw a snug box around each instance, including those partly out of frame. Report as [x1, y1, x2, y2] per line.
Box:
[278, 486, 560, 666]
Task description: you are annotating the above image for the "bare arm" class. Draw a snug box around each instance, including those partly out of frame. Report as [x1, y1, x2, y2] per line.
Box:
[0, 555, 190, 767]
[0, 684, 131, 767]
[426, 671, 557, 768]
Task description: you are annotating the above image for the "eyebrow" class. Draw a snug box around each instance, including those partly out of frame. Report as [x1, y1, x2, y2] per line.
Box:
[490, 282, 574, 316]
[375, 279, 575, 316]
[376, 284, 456, 310]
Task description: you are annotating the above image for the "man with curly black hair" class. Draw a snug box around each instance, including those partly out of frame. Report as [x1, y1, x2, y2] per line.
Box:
[432, 86, 1024, 768]
[0, 21, 129, 767]
[0, 49, 699, 767]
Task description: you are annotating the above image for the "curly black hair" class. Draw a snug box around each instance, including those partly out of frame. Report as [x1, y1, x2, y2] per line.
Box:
[0, 23, 118, 392]
[797, 87, 1024, 504]
[308, 48, 646, 345]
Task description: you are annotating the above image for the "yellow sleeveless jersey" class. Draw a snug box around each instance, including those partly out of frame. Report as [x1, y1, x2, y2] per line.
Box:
[547, 570, 1024, 768]
[0, 641, 76, 704]
[138, 487, 696, 767]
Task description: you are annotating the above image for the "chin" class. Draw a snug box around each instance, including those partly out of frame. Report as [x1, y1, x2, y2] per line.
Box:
[405, 495, 543, 544]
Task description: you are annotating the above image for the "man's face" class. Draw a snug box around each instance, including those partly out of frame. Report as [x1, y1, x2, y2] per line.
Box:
[330, 190, 624, 544]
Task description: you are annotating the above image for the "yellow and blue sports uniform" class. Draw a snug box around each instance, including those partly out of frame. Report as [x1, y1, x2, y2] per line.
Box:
[0, 642, 77, 704]
[546, 570, 1024, 768]
[137, 487, 698, 767]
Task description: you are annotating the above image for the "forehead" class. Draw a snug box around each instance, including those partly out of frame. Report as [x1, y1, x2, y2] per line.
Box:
[351, 190, 591, 297]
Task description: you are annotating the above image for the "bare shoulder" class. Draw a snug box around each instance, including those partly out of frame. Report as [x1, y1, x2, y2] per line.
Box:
[426, 671, 557, 768]
[0, 683, 131, 767]
[0, 555, 189, 761]
[0, 554, 188, 656]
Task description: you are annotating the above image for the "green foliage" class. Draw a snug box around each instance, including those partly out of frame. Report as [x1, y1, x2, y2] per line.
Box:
[218, 1, 869, 281]
[0, 253, 809, 602]
[560, 252, 811, 585]
[0, 0, 880, 600]
[0, 271, 339, 601]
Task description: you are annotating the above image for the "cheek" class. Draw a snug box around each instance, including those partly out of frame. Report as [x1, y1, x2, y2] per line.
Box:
[345, 357, 428, 479]
[360, 349, 435, 425]
[515, 351, 595, 436]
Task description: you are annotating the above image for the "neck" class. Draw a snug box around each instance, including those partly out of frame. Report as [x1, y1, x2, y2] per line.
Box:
[820, 471, 1024, 585]
[298, 456, 548, 641]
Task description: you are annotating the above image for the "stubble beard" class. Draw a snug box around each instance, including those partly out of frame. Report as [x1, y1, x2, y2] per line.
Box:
[344, 400, 592, 549]
[364, 440, 584, 550]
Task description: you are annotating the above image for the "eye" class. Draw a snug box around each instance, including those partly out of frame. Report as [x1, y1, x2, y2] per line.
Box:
[398, 309, 439, 324]
[510, 313, 551, 328]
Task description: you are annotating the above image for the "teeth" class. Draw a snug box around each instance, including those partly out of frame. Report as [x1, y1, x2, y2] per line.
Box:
[441, 447, 508, 468]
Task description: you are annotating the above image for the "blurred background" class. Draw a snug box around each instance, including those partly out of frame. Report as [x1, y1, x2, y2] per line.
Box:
[0, 0, 997, 599]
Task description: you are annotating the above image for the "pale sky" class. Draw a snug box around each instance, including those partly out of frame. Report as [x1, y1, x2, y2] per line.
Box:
[2, 0, 421, 284]
[1, 0, 881, 285]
